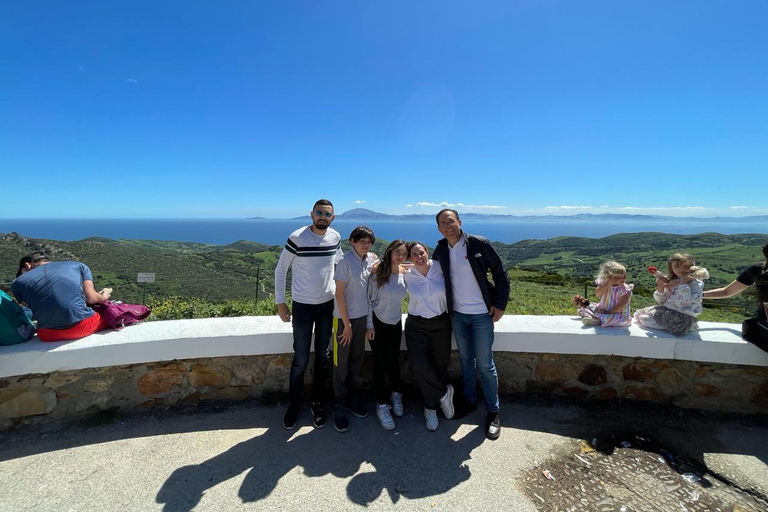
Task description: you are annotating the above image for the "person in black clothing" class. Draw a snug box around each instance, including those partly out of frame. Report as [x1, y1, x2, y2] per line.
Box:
[703, 241, 768, 351]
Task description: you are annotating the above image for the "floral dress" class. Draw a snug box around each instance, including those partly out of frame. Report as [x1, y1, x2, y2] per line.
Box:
[578, 282, 634, 327]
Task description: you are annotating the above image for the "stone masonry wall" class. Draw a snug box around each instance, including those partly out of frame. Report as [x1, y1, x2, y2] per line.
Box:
[1, 351, 767, 430]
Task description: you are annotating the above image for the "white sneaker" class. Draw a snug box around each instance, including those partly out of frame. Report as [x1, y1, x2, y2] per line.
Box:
[377, 404, 395, 431]
[439, 384, 455, 420]
[424, 408, 439, 431]
[390, 392, 404, 417]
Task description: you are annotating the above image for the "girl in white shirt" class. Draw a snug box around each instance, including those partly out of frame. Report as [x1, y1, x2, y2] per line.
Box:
[403, 242, 455, 431]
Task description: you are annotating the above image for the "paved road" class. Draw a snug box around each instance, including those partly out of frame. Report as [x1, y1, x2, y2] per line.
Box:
[1, 396, 767, 511]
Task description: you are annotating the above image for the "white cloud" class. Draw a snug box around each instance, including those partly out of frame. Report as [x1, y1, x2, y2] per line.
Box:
[405, 204, 413, 208]
[729, 206, 750, 209]
[614, 206, 708, 211]
[413, 201, 505, 210]
[354, 200, 365, 205]
[544, 205, 594, 210]
[127, 78, 137, 84]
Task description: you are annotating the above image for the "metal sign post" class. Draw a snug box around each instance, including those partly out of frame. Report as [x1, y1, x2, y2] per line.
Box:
[137, 273, 156, 305]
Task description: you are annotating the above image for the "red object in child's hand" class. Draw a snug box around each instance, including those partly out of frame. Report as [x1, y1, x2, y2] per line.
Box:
[648, 266, 658, 274]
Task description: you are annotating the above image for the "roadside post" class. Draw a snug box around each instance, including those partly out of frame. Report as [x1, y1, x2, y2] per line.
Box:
[137, 273, 156, 305]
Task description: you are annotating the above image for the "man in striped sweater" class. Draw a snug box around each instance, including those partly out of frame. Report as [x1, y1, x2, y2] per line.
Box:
[275, 199, 343, 430]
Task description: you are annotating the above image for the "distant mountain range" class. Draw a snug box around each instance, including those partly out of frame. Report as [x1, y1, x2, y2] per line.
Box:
[309, 208, 768, 222]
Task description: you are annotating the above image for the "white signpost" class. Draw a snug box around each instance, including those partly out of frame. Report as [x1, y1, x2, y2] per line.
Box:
[137, 273, 156, 283]
[137, 273, 156, 304]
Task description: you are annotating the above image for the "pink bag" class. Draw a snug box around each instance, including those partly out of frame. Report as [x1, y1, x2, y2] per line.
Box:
[93, 301, 151, 330]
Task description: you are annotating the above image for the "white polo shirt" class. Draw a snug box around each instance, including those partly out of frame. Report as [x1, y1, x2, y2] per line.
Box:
[405, 260, 447, 319]
[448, 235, 487, 315]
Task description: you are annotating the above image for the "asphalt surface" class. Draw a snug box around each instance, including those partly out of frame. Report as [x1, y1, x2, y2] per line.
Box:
[1, 395, 767, 511]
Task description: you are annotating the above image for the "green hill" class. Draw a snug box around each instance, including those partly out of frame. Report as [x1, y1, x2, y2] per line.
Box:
[2, 231, 763, 323]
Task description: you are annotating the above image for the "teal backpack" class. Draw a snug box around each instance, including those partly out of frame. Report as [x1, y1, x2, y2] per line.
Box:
[0, 290, 36, 345]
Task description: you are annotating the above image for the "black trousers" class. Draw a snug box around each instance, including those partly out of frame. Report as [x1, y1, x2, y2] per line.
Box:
[371, 313, 404, 404]
[404, 313, 452, 410]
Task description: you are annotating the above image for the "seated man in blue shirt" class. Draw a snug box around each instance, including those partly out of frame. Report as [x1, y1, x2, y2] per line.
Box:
[12, 252, 112, 341]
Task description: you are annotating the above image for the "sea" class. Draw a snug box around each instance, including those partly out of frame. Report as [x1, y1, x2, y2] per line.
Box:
[1, 218, 766, 246]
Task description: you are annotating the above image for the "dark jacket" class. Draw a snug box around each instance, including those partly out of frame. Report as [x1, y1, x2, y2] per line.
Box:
[433, 232, 511, 314]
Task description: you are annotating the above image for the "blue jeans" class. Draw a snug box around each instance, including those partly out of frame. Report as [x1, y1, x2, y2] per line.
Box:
[289, 300, 334, 404]
[451, 312, 499, 412]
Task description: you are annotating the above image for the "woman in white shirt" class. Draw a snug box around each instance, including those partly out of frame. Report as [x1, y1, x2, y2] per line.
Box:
[367, 239, 408, 430]
[403, 242, 455, 431]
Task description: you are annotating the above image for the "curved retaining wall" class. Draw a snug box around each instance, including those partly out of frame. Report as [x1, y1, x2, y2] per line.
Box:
[1, 316, 767, 429]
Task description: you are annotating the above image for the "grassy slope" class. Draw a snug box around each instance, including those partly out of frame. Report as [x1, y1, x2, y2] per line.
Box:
[2, 231, 763, 322]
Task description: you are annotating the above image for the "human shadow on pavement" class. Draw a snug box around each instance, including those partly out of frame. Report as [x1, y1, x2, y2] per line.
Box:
[155, 406, 484, 511]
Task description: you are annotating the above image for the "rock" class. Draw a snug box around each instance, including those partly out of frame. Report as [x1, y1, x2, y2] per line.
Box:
[578, 365, 607, 386]
[0, 386, 30, 406]
[81, 376, 115, 393]
[623, 385, 664, 402]
[232, 364, 266, 385]
[623, 362, 654, 382]
[264, 356, 292, 393]
[43, 374, 81, 388]
[561, 386, 589, 397]
[188, 364, 231, 388]
[656, 368, 682, 395]
[535, 364, 577, 381]
[137, 364, 183, 396]
[694, 383, 721, 397]
[0, 388, 57, 419]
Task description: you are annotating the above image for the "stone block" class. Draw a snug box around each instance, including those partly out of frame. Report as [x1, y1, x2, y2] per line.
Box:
[265, 356, 291, 393]
[623, 385, 664, 402]
[498, 377, 520, 393]
[495, 357, 532, 383]
[561, 386, 589, 398]
[0, 387, 57, 419]
[694, 383, 721, 397]
[536, 364, 577, 381]
[656, 368, 683, 395]
[623, 362, 654, 382]
[43, 374, 81, 388]
[137, 364, 183, 396]
[578, 365, 607, 386]
[81, 376, 115, 393]
[232, 364, 266, 385]
[0, 386, 30, 405]
[188, 364, 231, 388]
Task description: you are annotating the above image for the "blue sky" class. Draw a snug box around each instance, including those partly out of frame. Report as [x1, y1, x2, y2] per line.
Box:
[2, 1, 766, 219]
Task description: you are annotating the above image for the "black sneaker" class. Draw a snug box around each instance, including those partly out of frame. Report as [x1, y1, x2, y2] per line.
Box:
[333, 403, 349, 432]
[486, 411, 501, 441]
[346, 401, 369, 418]
[311, 402, 326, 429]
[283, 402, 300, 430]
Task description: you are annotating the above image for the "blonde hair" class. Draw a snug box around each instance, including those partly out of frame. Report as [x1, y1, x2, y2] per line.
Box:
[689, 266, 710, 280]
[595, 261, 626, 285]
[667, 253, 695, 278]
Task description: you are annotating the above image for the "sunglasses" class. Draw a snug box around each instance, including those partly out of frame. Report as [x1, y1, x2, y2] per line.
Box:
[314, 210, 333, 218]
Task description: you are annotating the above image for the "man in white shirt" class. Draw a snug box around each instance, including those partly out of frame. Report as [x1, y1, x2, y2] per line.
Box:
[433, 209, 511, 440]
[275, 199, 342, 430]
